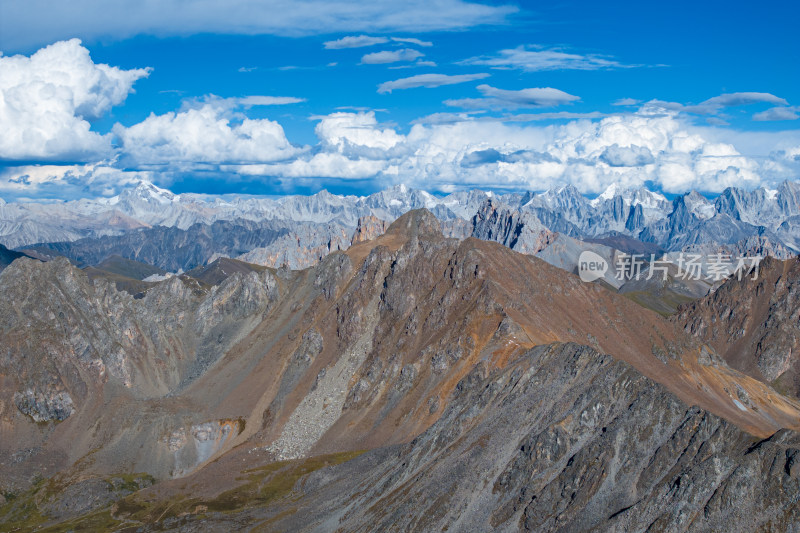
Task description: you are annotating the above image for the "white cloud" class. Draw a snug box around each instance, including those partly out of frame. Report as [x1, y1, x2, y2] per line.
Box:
[324, 35, 389, 49]
[753, 106, 799, 121]
[7, 91, 800, 198]
[314, 112, 404, 152]
[361, 48, 424, 64]
[599, 144, 655, 167]
[242, 153, 388, 180]
[459, 45, 632, 72]
[2, 1, 516, 50]
[0, 161, 152, 199]
[498, 111, 608, 122]
[114, 103, 306, 166]
[647, 92, 791, 116]
[183, 94, 306, 109]
[241, 109, 792, 194]
[0, 39, 149, 161]
[701, 92, 788, 108]
[377, 73, 489, 93]
[410, 112, 483, 125]
[446, 84, 580, 110]
[613, 98, 640, 106]
[230, 95, 306, 106]
[391, 37, 433, 47]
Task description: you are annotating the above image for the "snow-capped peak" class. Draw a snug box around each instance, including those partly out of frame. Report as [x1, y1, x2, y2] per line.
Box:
[683, 191, 715, 220]
[132, 180, 178, 204]
[112, 180, 180, 207]
[589, 184, 669, 210]
[590, 183, 622, 207]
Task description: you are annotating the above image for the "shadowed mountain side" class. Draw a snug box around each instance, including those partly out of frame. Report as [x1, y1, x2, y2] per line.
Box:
[22, 219, 290, 272]
[0, 242, 33, 272]
[185, 257, 269, 287]
[92, 255, 168, 280]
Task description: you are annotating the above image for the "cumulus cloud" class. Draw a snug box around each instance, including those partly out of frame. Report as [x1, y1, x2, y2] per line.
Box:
[361, 48, 424, 64]
[446, 84, 580, 110]
[114, 103, 306, 166]
[753, 106, 799, 121]
[0, 162, 152, 199]
[0, 39, 149, 161]
[314, 112, 404, 152]
[2, 0, 516, 50]
[240, 109, 792, 194]
[599, 144, 655, 167]
[459, 45, 632, 72]
[460, 148, 558, 168]
[241, 153, 388, 180]
[377, 73, 489, 93]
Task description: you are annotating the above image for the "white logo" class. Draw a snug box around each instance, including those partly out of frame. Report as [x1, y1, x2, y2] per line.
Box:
[578, 251, 608, 282]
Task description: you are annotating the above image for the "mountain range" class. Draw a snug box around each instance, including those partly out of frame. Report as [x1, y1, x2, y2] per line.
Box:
[2, 180, 799, 255]
[2, 210, 800, 530]
[1, 180, 798, 313]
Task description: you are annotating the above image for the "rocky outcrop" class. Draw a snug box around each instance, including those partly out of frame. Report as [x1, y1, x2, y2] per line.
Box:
[471, 198, 554, 254]
[166, 420, 241, 477]
[351, 215, 389, 244]
[13, 389, 75, 422]
[237, 222, 352, 270]
[676, 255, 800, 397]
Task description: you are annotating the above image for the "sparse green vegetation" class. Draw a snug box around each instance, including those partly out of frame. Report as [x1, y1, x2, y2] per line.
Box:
[0, 452, 363, 531]
[116, 450, 364, 523]
[623, 290, 695, 316]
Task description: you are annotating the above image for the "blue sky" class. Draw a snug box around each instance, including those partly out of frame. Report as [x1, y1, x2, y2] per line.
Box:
[0, 0, 798, 200]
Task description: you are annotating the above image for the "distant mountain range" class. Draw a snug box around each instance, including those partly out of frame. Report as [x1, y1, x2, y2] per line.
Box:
[2, 180, 798, 255]
[2, 180, 799, 315]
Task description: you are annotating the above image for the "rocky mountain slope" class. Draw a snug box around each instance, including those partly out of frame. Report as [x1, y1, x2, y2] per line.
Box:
[258, 343, 800, 532]
[676, 256, 800, 398]
[2, 210, 800, 530]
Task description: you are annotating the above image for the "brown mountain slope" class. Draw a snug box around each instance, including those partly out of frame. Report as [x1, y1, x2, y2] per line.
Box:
[2, 210, 800, 529]
[676, 255, 800, 397]
[140, 343, 800, 532]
